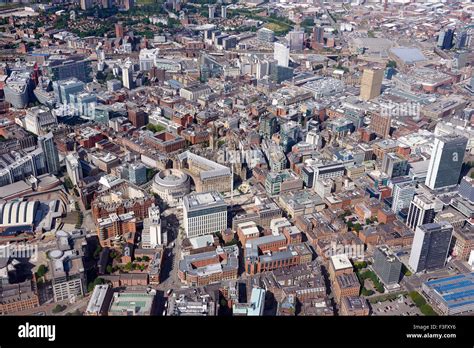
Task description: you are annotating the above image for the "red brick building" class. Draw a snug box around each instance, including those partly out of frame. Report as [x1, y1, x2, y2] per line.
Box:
[333, 273, 360, 303]
[128, 108, 147, 128]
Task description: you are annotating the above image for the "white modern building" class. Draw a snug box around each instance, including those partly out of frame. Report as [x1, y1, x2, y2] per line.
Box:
[142, 205, 163, 248]
[47, 230, 87, 302]
[391, 181, 416, 214]
[208, 4, 216, 19]
[274, 42, 290, 68]
[85, 284, 112, 316]
[183, 191, 227, 238]
[139, 48, 160, 71]
[122, 59, 134, 90]
[66, 154, 83, 187]
[406, 193, 443, 231]
[0, 201, 39, 227]
[306, 130, 321, 146]
[24, 106, 58, 136]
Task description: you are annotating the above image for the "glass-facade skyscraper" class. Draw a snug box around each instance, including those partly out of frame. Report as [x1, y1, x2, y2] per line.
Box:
[408, 222, 453, 273]
[425, 135, 468, 190]
[373, 245, 402, 285]
[438, 28, 454, 50]
[38, 132, 60, 174]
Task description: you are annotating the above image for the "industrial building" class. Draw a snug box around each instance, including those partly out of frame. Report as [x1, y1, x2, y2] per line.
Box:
[422, 273, 474, 315]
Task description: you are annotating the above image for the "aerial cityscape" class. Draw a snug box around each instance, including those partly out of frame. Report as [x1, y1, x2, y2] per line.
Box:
[0, 0, 473, 319]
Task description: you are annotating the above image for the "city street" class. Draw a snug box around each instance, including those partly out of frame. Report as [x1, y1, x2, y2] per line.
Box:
[401, 267, 456, 293]
[156, 210, 183, 294]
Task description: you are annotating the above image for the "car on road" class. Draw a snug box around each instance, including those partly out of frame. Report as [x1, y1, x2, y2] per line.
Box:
[166, 289, 173, 296]
[170, 242, 175, 248]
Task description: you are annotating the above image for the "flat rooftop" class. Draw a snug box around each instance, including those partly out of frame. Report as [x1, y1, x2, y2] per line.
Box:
[424, 273, 474, 310]
[390, 47, 426, 64]
[183, 191, 226, 211]
[86, 284, 110, 314]
[109, 292, 155, 315]
[330, 254, 353, 271]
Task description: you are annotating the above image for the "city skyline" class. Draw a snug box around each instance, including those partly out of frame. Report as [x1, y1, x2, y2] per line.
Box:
[0, 0, 472, 325]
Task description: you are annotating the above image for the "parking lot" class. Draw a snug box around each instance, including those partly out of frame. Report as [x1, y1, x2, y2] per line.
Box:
[371, 295, 422, 316]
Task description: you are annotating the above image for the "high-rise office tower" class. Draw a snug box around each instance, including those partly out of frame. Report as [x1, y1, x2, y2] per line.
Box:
[455, 31, 468, 49]
[45, 55, 92, 83]
[287, 30, 305, 51]
[272, 65, 294, 84]
[425, 135, 468, 190]
[437, 28, 454, 50]
[38, 132, 60, 174]
[66, 154, 83, 187]
[101, 0, 112, 8]
[382, 152, 408, 178]
[391, 180, 416, 214]
[312, 26, 324, 48]
[369, 112, 391, 138]
[122, 60, 134, 90]
[115, 22, 124, 39]
[274, 42, 289, 68]
[437, 30, 446, 48]
[80, 0, 92, 10]
[208, 5, 216, 19]
[146, 205, 162, 247]
[259, 115, 279, 139]
[255, 59, 270, 80]
[128, 163, 147, 185]
[221, 5, 227, 19]
[408, 222, 453, 273]
[458, 176, 474, 204]
[406, 193, 442, 231]
[123, 0, 134, 10]
[52, 78, 85, 105]
[444, 29, 454, 50]
[373, 245, 402, 285]
[306, 130, 321, 146]
[128, 108, 147, 128]
[360, 67, 384, 101]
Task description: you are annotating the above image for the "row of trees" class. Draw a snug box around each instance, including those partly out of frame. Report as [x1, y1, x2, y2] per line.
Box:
[409, 291, 437, 316]
[357, 269, 385, 294]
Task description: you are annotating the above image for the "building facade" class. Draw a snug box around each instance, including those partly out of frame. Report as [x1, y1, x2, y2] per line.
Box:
[183, 191, 227, 238]
[408, 222, 453, 273]
[373, 245, 402, 285]
[360, 68, 384, 101]
[425, 135, 468, 190]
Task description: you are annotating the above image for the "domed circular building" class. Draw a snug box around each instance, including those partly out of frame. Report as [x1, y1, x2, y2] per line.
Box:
[152, 169, 190, 207]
